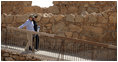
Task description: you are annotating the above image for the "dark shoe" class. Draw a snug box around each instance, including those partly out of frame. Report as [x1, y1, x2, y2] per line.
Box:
[29, 46, 32, 50]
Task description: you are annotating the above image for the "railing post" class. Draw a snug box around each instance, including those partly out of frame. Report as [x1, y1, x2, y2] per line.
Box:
[57, 39, 65, 61]
[91, 45, 97, 60]
[5, 27, 8, 45]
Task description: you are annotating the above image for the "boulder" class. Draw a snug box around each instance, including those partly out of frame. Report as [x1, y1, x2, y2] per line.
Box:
[56, 32, 65, 37]
[46, 24, 52, 27]
[49, 17, 55, 23]
[75, 15, 84, 22]
[69, 24, 82, 32]
[65, 32, 72, 38]
[26, 56, 33, 60]
[46, 24, 52, 29]
[66, 14, 75, 22]
[52, 22, 65, 33]
[88, 15, 97, 23]
[72, 32, 78, 39]
[12, 55, 19, 60]
[108, 24, 117, 31]
[53, 1, 59, 5]
[102, 12, 109, 19]
[41, 17, 49, 24]
[22, 7, 34, 14]
[15, 15, 29, 23]
[84, 3, 89, 7]
[87, 7, 98, 13]
[55, 15, 64, 22]
[68, 6, 78, 13]
[19, 56, 25, 61]
[109, 12, 117, 24]
[5, 57, 14, 61]
[48, 6, 59, 14]
[4, 15, 14, 24]
[43, 13, 53, 17]
[22, 6, 43, 14]
[81, 11, 89, 17]
[36, 14, 42, 22]
[98, 15, 108, 23]
[84, 26, 103, 35]
[89, 1, 96, 5]
[3, 53, 9, 57]
[78, 6, 86, 14]
[60, 7, 68, 14]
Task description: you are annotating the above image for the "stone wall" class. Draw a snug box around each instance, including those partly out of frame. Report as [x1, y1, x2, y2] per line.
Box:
[2, 8, 117, 45]
[1, 1, 43, 15]
[1, 1, 117, 60]
[1, 1, 117, 49]
[1, 1, 117, 15]
[1, 12, 117, 55]
[1, 49, 41, 61]
[53, 1, 117, 14]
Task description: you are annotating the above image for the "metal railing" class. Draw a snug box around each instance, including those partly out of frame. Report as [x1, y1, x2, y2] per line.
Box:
[1, 26, 117, 61]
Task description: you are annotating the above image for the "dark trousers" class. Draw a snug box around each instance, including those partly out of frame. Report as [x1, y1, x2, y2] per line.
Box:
[33, 34, 39, 50]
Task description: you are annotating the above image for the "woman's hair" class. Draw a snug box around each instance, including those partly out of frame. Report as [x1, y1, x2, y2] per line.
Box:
[34, 14, 38, 18]
[29, 14, 34, 18]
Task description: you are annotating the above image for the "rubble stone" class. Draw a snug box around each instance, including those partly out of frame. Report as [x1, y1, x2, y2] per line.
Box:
[88, 15, 97, 23]
[109, 12, 117, 23]
[55, 15, 64, 22]
[66, 14, 75, 22]
[5, 57, 14, 61]
[75, 15, 84, 22]
[52, 22, 65, 33]
[3, 53, 9, 57]
[65, 32, 72, 38]
[69, 24, 82, 32]
[48, 6, 59, 14]
[98, 15, 108, 23]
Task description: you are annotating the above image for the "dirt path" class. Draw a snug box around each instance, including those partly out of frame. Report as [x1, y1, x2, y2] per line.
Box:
[1, 45, 92, 61]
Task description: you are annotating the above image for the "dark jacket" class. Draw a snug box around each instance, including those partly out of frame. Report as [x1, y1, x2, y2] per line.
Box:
[32, 20, 37, 32]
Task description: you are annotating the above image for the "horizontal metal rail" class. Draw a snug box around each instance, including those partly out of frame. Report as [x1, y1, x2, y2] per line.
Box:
[5, 26, 117, 50]
[1, 26, 117, 61]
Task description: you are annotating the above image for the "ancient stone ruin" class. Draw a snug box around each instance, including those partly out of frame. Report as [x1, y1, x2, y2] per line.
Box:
[1, 1, 117, 61]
